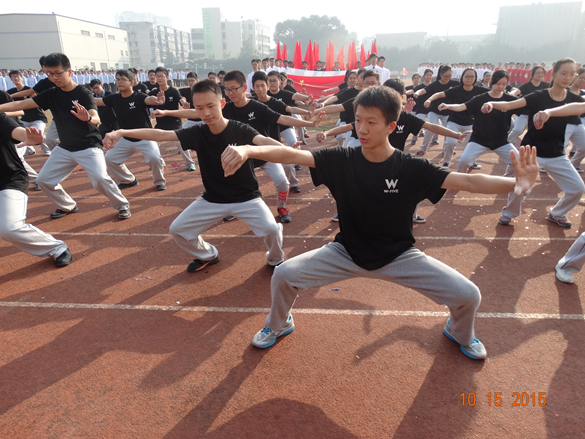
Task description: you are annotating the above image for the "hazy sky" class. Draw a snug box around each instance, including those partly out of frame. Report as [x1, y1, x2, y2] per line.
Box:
[4, 0, 584, 42]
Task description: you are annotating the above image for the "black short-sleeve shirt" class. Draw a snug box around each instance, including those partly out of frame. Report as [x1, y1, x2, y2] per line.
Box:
[252, 97, 289, 140]
[0, 113, 28, 194]
[521, 89, 585, 157]
[348, 111, 425, 151]
[134, 83, 148, 94]
[336, 87, 360, 123]
[94, 91, 118, 126]
[465, 92, 518, 150]
[268, 89, 296, 107]
[102, 91, 152, 142]
[412, 83, 430, 114]
[517, 81, 550, 115]
[7, 86, 47, 123]
[310, 147, 449, 270]
[32, 78, 56, 94]
[174, 120, 261, 203]
[443, 86, 487, 126]
[150, 87, 182, 130]
[179, 87, 201, 122]
[422, 80, 460, 114]
[32, 85, 102, 151]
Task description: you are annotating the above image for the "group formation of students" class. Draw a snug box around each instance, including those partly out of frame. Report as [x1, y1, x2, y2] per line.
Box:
[1, 50, 585, 361]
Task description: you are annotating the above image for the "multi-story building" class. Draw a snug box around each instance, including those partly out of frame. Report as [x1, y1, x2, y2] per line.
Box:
[191, 8, 243, 60]
[120, 21, 192, 69]
[0, 13, 130, 70]
[242, 19, 271, 55]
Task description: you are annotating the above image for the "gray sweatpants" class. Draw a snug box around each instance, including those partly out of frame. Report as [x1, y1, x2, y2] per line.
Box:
[507, 114, 528, 145]
[420, 112, 448, 153]
[456, 142, 517, 174]
[0, 189, 68, 258]
[16, 144, 38, 183]
[557, 232, 585, 273]
[20, 120, 51, 154]
[443, 121, 471, 166]
[44, 121, 60, 151]
[105, 137, 165, 186]
[259, 162, 289, 209]
[502, 154, 585, 221]
[280, 128, 299, 189]
[169, 196, 285, 265]
[266, 242, 481, 346]
[36, 146, 129, 212]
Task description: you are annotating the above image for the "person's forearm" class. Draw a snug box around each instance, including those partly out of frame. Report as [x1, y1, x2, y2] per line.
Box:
[117, 128, 175, 142]
[244, 145, 308, 165]
[543, 103, 585, 118]
[427, 124, 463, 139]
[287, 107, 310, 116]
[158, 108, 197, 118]
[442, 103, 466, 112]
[278, 115, 314, 127]
[292, 92, 309, 101]
[488, 99, 524, 111]
[325, 124, 353, 137]
[9, 88, 34, 98]
[427, 91, 444, 103]
[0, 100, 29, 112]
[446, 173, 515, 193]
[322, 96, 338, 106]
[5, 110, 24, 117]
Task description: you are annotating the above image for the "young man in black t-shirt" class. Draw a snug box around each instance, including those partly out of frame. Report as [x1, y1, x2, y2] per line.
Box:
[90, 79, 119, 138]
[103, 80, 285, 272]
[0, 113, 72, 267]
[0, 53, 131, 220]
[94, 69, 167, 191]
[178, 72, 201, 171]
[221, 85, 539, 360]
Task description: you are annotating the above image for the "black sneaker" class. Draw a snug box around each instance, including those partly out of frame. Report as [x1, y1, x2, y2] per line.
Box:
[50, 205, 79, 219]
[223, 215, 236, 221]
[187, 255, 220, 272]
[118, 178, 138, 190]
[289, 186, 301, 193]
[54, 248, 72, 267]
[294, 164, 302, 171]
[118, 208, 131, 219]
[331, 213, 339, 222]
[156, 183, 166, 191]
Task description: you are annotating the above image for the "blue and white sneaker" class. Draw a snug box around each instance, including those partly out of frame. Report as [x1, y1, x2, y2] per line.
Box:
[443, 318, 486, 360]
[252, 315, 295, 348]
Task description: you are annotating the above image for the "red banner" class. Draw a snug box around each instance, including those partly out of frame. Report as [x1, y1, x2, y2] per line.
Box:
[286, 69, 346, 97]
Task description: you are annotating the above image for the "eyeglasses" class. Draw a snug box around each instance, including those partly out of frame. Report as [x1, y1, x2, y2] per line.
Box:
[115, 77, 130, 82]
[268, 79, 279, 84]
[46, 70, 68, 78]
[363, 81, 379, 86]
[225, 85, 243, 94]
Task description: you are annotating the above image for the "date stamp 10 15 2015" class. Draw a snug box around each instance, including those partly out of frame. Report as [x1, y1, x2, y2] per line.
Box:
[461, 392, 547, 407]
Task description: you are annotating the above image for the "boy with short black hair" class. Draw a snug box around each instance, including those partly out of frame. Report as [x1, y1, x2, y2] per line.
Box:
[104, 79, 285, 272]
[0, 52, 131, 219]
[221, 85, 539, 360]
[90, 79, 119, 137]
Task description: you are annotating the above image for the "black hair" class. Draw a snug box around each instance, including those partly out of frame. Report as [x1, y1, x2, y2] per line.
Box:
[148, 69, 156, 74]
[363, 70, 380, 81]
[218, 70, 226, 76]
[383, 78, 405, 96]
[356, 68, 367, 78]
[186, 72, 197, 79]
[550, 58, 576, 87]
[223, 70, 246, 86]
[39, 56, 46, 67]
[192, 79, 223, 98]
[155, 67, 168, 77]
[44, 53, 71, 70]
[490, 69, 508, 86]
[460, 68, 477, 86]
[379, 56, 385, 61]
[353, 86, 401, 125]
[423, 69, 433, 77]
[117, 69, 135, 82]
[267, 70, 280, 77]
[208, 71, 217, 77]
[89, 79, 102, 87]
[530, 65, 545, 79]
[411, 73, 421, 80]
[436, 65, 452, 81]
[344, 69, 355, 84]
[252, 71, 268, 85]
[9, 70, 20, 77]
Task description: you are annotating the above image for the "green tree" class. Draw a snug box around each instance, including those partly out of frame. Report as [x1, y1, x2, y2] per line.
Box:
[274, 15, 354, 53]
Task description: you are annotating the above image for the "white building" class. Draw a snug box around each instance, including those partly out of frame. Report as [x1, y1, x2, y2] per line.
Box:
[120, 22, 192, 69]
[0, 13, 130, 70]
[242, 19, 271, 55]
[190, 8, 243, 60]
[115, 11, 173, 28]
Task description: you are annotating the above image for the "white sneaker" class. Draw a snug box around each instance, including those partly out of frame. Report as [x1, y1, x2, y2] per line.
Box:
[443, 318, 486, 360]
[252, 315, 295, 348]
[555, 266, 574, 283]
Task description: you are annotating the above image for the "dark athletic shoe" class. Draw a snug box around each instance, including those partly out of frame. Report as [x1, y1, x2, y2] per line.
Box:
[50, 205, 79, 219]
[187, 255, 220, 272]
[278, 207, 292, 223]
[118, 178, 138, 190]
[289, 186, 301, 193]
[118, 208, 131, 219]
[331, 213, 339, 222]
[54, 248, 73, 267]
[223, 215, 236, 221]
[294, 164, 302, 171]
[156, 183, 166, 191]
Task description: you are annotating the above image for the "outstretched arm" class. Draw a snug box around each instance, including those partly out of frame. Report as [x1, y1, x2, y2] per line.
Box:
[277, 111, 326, 128]
[11, 127, 44, 146]
[438, 103, 467, 112]
[422, 121, 469, 142]
[103, 128, 178, 150]
[9, 88, 36, 99]
[482, 97, 526, 113]
[442, 145, 537, 195]
[534, 103, 585, 129]
[222, 143, 315, 177]
[152, 108, 197, 118]
[0, 98, 39, 112]
[424, 91, 446, 108]
[316, 124, 353, 143]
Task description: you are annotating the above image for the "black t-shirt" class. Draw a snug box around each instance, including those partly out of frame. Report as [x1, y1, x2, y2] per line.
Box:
[32, 85, 102, 151]
[567, 88, 585, 125]
[422, 80, 460, 114]
[310, 147, 449, 270]
[268, 89, 296, 107]
[521, 89, 585, 157]
[338, 82, 348, 91]
[33, 78, 56, 94]
[0, 91, 22, 124]
[7, 86, 47, 123]
[336, 87, 360, 123]
[342, 97, 356, 130]
[412, 83, 430, 114]
[389, 111, 425, 151]
[134, 83, 148, 94]
[0, 113, 28, 194]
[284, 84, 298, 94]
[465, 92, 518, 150]
[150, 87, 182, 130]
[179, 87, 201, 122]
[94, 90, 118, 126]
[517, 81, 550, 115]
[443, 86, 487, 126]
[102, 91, 152, 142]
[175, 120, 261, 203]
[144, 82, 159, 92]
[252, 97, 288, 140]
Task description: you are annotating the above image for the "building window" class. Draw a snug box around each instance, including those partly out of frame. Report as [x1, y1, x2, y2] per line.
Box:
[120, 50, 124, 55]
[124, 37, 127, 42]
[90, 62, 96, 69]
[100, 63, 108, 70]
[108, 35, 115, 40]
[222, 22, 225, 29]
[81, 30, 90, 36]
[95, 33, 104, 38]
[125, 51, 128, 56]
[222, 32, 226, 39]
[115, 63, 119, 69]
[248, 24, 253, 30]
[223, 43, 226, 49]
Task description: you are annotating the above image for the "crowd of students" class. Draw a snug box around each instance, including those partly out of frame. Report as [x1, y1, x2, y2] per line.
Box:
[1, 51, 585, 361]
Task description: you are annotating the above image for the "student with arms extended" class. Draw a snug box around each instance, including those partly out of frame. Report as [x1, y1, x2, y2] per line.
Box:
[221, 85, 539, 360]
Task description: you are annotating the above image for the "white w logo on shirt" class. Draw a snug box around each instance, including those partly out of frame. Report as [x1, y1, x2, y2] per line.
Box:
[248, 112, 255, 120]
[396, 125, 404, 132]
[385, 179, 398, 189]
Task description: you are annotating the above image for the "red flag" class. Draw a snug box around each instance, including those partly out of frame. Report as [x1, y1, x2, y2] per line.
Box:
[367, 50, 370, 60]
[402, 67, 408, 76]
[293, 41, 302, 69]
[360, 44, 366, 65]
[336, 46, 345, 70]
[283, 44, 288, 61]
[313, 43, 320, 69]
[276, 42, 282, 60]
[348, 41, 357, 69]
[304, 40, 315, 70]
[371, 39, 378, 55]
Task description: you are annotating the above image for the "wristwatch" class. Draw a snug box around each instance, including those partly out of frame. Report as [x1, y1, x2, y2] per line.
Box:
[88, 115, 93, 123]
